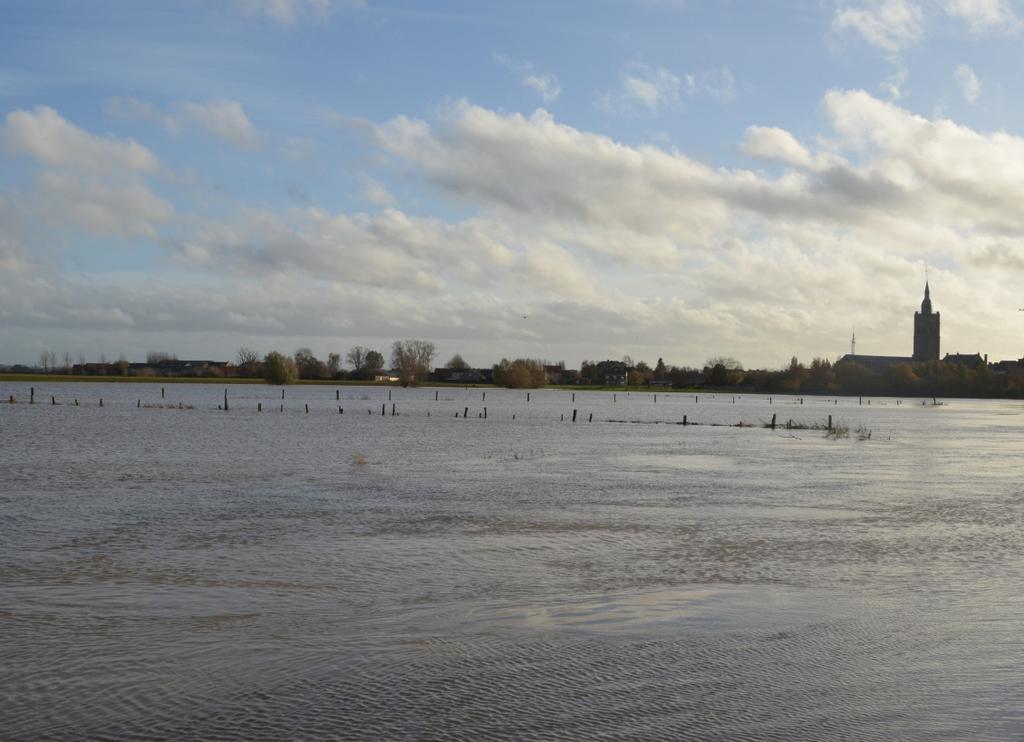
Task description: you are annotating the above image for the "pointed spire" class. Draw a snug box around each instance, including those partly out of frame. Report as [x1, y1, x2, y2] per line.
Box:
[921, 281, 932, 314]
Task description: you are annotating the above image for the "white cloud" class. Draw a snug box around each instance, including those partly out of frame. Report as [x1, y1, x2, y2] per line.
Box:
[103, 96, 180, 134]
[945, 0, 1020, 33]
[494, 52, 561, 103]
[955, 63, 981, 104]
[598, 62, 681, 114]
[598, 62, 736, 115]
[182, 99, 262, 149]
[361, 175, 395, 205]
[103, 97, 264, 150]
[683, 67, 736, 103]
[2, 106, 159, 174]
[833, 0, 924, 53]
[34, 171, 173, 238]
[741, 126, 819, 170]
[523, 74, 561, 104]
[12, 92, 1024, 366]
[237, 0, 338, 26]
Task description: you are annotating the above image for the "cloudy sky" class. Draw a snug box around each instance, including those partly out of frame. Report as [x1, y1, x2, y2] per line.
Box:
[3, 0, 1024, 369]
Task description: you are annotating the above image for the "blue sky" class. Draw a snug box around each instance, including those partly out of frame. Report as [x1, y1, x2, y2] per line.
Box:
[3, 0, 1024, 369]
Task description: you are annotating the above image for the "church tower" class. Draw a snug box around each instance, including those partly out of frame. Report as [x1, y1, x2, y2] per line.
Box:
[913, 282, 940, 361]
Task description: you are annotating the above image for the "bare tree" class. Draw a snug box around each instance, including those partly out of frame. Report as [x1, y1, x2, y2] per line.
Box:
[346, 346, 368, 372]
[38, 350, 50, 372]
[236, 346, 260, 377]
[47, 351, 57, 371]
[391, 339, 436, 387]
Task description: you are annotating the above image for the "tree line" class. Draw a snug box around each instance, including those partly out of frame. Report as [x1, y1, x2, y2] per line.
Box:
[250, 340, 437, 385]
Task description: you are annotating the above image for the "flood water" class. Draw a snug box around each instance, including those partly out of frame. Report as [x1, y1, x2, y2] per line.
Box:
[3, 382, 1024, 739]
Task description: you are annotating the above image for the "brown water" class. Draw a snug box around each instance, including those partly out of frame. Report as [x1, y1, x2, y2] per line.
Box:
[3, 383, 1024, 739]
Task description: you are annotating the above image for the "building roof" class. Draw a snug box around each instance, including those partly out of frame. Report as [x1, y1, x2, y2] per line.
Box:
[836, 354, 915, 371]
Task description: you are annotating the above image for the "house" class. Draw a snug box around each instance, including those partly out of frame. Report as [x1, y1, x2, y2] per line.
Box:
[595, 360, 628, 386]
[943, 353, 986, 369]
[989, 359, 1023, 374]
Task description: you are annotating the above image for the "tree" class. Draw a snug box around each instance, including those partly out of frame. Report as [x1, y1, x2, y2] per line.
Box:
[236, 346, 261, 377]
[146, 351, 177, 364]
[781, 356, 806, 392]
[391, 339, 436, 386]
[263, 351, 298, 384]
[346, 346, 368, 372]
[654, 357, 667, 381]
[294, 348, 328, 379]
[447, 353, 470, 369]
[38, 350, 50, 372]
[347, 346, 385, 380]
[326, 352, 342, 378]
[630, 360, 652, 386]
[493, 358, 547, 388]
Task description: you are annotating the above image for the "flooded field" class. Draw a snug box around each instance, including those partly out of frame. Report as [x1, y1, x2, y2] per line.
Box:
[3, 382, 1024, 739]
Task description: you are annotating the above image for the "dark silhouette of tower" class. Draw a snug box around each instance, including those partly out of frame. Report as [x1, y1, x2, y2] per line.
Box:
[913, 282, 939, 361]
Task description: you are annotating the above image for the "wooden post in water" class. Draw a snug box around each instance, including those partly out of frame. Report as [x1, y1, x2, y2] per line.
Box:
[484, 407, 487, 419]
[654, 394, 657, 404]
[224, 390, 229, 411]
[52, 396, 56, 405]
[572, 393, 575, 403]
[280, 403, 284, 412]
[305, 404, 309, 414]
[859, 396, 862, 405]
[482, 391, 486, 401]
[463, 407, 469, 419]
[74, 399, 78, 406]
[695, 395, 698, 404]
[100, 398, 103, 407]
[828, 414, 832, 431]
[588, 413, 593, 422]
[258, 402, 262, 412]
[392, 403, 396, 416]
[527, 392, 530, 402]
[7, 395, 13, 404]
[30, 387, 34, 404]
[336, 390, 339, 400]
[137, 399, 140, 408]
[683, 415, 687, 426]
[162, 387, 165, 399]
[339, 407, 343, 414]
[613, 394, 616, 403]
[771, 413, 777, 430]
[435, 391, 439, 401]
[382, 403, 386, 416]
[282, 389, 285, 399]
[388, 390, 392, 401]
[572, 409, 577, 423]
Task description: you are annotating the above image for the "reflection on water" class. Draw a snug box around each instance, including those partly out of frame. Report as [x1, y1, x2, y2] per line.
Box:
[3, 382, 1024, 739]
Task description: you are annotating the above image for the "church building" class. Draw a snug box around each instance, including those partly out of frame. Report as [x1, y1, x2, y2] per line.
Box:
[912, 282, 940, 362]
[837, 283, 940, 372]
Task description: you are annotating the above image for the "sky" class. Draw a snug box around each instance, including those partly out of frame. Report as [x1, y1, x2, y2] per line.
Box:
[3, 0, 1024, 370]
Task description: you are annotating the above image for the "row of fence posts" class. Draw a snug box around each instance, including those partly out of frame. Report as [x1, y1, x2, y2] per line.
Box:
[5, 388, 861, 431]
